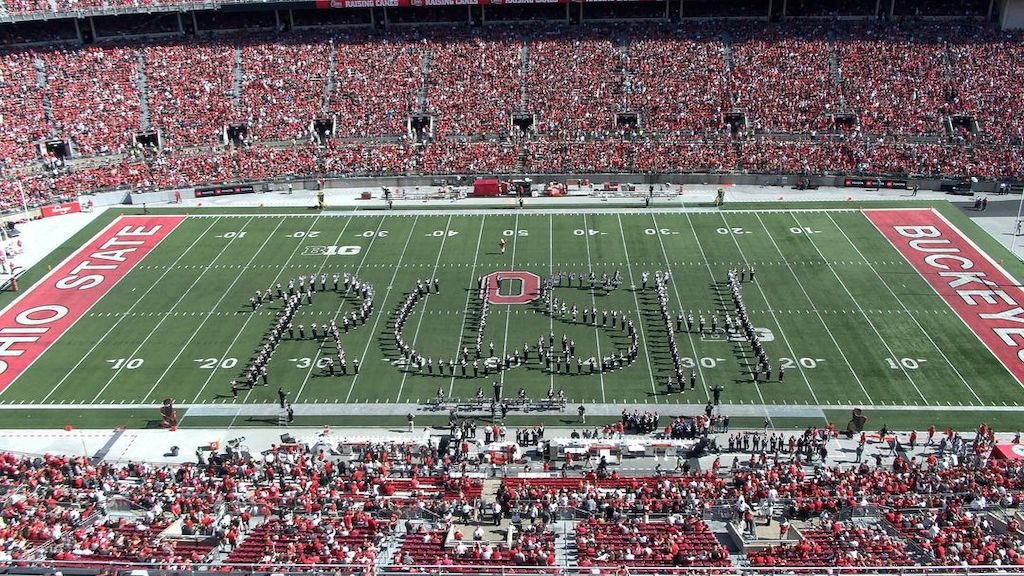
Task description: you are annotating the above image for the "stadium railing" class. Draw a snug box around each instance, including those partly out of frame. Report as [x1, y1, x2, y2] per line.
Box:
[5, 560, 1024, 575]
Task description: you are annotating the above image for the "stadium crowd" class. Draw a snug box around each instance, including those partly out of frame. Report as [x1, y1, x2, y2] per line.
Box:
[0, 20, 1023, 207]
[0, 420, 1021, 569]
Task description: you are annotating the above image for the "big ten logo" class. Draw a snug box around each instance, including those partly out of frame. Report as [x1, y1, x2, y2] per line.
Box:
[302, 246, 361, 256]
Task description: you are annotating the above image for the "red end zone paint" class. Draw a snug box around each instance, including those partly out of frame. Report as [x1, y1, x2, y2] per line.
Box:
[0, 215, 184, 394]
[483, 271, 540, 305]
[865, 208, 1024, 386]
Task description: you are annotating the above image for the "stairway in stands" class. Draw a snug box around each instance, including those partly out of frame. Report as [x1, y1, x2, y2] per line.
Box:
[721, 34, 734, 75]
[231, 46, 243, 111]
[136, 50, 151, 131]
[34, 56, 55, 135]
[550, 519, 576, 567]
[322, 40, 337, 117]
[518, 39, 529, 112]
[418, 50, 431, 112]
[617, 37, 631, 110]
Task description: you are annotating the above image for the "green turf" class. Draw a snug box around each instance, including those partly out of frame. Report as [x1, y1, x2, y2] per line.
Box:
[0, 204, 1021, 431]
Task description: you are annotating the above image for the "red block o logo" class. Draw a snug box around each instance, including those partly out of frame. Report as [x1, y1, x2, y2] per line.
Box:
[483, 271, 540, 305]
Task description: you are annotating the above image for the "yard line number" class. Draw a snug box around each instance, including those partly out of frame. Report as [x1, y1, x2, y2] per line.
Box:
[886, 357, 927, 370]
[779, 357, 824, 369]
[195, 357, 238, 369]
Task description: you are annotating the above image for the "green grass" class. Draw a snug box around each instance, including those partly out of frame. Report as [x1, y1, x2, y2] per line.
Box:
[0, 204, 1021, 431]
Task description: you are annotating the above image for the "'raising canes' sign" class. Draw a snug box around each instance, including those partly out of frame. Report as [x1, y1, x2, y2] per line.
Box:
[866, 208, 1024, 385]
[0, 216, 183, 394]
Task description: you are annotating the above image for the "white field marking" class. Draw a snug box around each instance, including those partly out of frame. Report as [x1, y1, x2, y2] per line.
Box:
[36, 217, 221, 403]
[220, 214, 364, 428]
[750, 213, 865, 404]
[615, 214, 659, 401]
[715, 212, 802, 410]
[498, 214, 520, 386]
[447, 216, 487, 399]
[179, 207, 865, 219]
[548, 215, 555, 394]
[135, 217, 287, 403]
[190, 214, 338, 403]
[89, 216, 259, 402]
[0, 215, 142, 320]
[289, 214, 388, 403]
[650, 213, 710, 402]
[396, 214, 453, 402]
[827, 212, 984, 403]
[581, 214, 607, 402]
[341, 216, 420, 403]
[779, 212, 927, 402]
[685, 211, 771, 409]
[927, 208, 1024, 391]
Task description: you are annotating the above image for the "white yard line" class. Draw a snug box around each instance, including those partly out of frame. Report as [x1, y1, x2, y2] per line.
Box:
[548, 215, 555, 394]
[289, 214, 389, 403]
[777, 212, 928, 403]
[650, 213, 710, 402]
[136, 217, 287, 403]
[823, 212, 983, 404]
[447, 216, 487, 399]
[683, 211, 771, 410]
[712, 212, 789, 412]
[225, 215, 364, 427]
[748, 213, 863, 405]
[88, 217, 257, 403]
[395, 215, 454, 402]
[190, 215, 336, 403]
[498, 214, 520, 386]
[38, 218, 221, 403]
[581, 214, 607, 402]
[614, 214, 659, 402]
[338, 216, 421, 403]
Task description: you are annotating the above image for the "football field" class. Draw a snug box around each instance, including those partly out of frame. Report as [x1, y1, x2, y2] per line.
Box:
[1, 203, 1023, 431]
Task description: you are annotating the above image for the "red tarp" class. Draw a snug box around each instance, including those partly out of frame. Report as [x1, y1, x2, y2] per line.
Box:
[473, 178, 501, 198]
[991, 444, 1024, 461]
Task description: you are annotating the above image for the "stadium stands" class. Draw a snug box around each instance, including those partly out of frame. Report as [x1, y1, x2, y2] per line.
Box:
[0, 20, 1023, 206]
[0, 424, 1022, 571]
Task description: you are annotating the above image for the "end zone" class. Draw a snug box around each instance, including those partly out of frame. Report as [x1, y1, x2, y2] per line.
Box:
[865, 208, 1024, 387]
[0, 216, 184, 394]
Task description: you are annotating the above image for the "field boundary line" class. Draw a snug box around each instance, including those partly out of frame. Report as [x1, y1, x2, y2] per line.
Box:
[929, 209, 1024, 291]
[614, 214, 660, 402]
[226, 214, 364, 426]
[396, 214, 454, 402]
[188, 214, 334, 403]
[446, 216, 487, 399]
[37, 217, 219, 403]
[687, 211, 773, 409]
[864, 208, 1024, 393]
[88, 217, 258, 402]
[174, 207, 867, 218]
[716, 212, 810, 416]
[548, 215, 555, 395]
[139, 218, 288, 402]
[8, 401, 1024, 414]
[781, 212, 928, 402]
[339, 216, 420, 403]
[581, 214, 607, 402]
[749, 213, 864, 404]
[291, 214, 388, 403]
[498, 214, 520, 387]
[0, 216, 128, 319]
[650, 213, 710, 403]
[823, 212, 983, 404]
